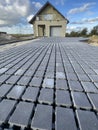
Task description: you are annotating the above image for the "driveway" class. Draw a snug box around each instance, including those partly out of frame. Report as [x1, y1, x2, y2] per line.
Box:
[0, 37, 98, 130]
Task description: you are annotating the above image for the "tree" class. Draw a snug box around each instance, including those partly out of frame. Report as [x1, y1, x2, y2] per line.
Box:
[79, 28, 88, 37]
[90, 25, 98, 36]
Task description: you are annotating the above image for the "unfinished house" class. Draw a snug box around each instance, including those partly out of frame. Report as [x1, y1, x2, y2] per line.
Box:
[29, 2, 69, 37]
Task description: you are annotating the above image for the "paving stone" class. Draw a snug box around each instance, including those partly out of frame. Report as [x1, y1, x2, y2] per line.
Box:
[76, 110, 98, 130]
[81, 81, 98, 93]
[56, 107, 77, 130]
[77, 74, 90, 81]
[39, 88, 53, 104]
[0, 99, 16, 123]
[0, 68, 8, 74]
[29, 77, 42, 87]
[9, 102, 34, 127]
[31, 104, 52, 130]
[24, 69, 35, 77]
[67, 73, 78, 81]
[22, 87, 39, 102]
[72, 91, 91, 109]
[0, 84, 12, 97]
[88, 93, 98, 111]
[43, 78, 54, 88]
[56, 90, 72, 106]
[5, 69, 17, 75]
[15, 69, 25, 76]
[56, 79, 68, 90]
[93, 69, 98, 75]
[17, 76, 30, 86]
[56, 72, 66, 79]
[89, 74, 98, 82]
[69, 80, 83, 91]
[6, 75, 20, 84]
[0, 74, 10, 83]
[34, 70, 44, 77]
[7, 85, 26, 99]
[45, 71, 54, 78]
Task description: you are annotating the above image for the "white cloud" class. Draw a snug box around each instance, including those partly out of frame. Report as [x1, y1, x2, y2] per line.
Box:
[55, 0, 66, 6]
[71, 17, 98, 24]
[0, 0, 33, 26]
[32, 2, 42, 9]
[68, 2, 96, 14]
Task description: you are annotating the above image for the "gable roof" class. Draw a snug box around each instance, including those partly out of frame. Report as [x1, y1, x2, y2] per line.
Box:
[29, 1, 69, 24]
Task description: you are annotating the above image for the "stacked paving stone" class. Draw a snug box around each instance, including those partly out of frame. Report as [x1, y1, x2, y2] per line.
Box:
[0, 37, 98, 130]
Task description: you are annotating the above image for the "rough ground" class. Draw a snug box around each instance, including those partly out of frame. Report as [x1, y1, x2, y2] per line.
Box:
[0, 37, 98, 130]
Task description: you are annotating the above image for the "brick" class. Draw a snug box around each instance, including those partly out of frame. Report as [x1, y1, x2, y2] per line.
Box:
[72, 91, 91, 109]
[0, 84, 12, 97]
[56, 107, 77, 130]
[0, 99, 16, 123]
[31, 104, 52, 130]
[9, 102, 34, 127]
[22, 87, 39, 102]
[76, 110, 98, 130]
[43, 78, 54, 88]
[39, 88, 53, 104]
[29, 77, 42, 87]
[81, 81, 98, 93]
[56, 79, 68, 90]
[69, 80, 83, 91]
[17, 76, 30, 86]
[7, 85, 25, 99]
[56, 90, 71, 106]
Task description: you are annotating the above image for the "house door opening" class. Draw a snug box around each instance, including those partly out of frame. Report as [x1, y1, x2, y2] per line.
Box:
[38, 25, 45, 37]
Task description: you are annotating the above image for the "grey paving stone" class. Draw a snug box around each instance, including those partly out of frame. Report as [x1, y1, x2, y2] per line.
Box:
[0, 99, 16, 123]
[56, 107, 77, 130]
[0, 74, 10, 83]
[77, 74, 90, 81]
[67, 73, 78, 81]
[56, 90, 72, 106]
[39, 88, 53, 104]
[7, 85, 26, 99]
[24, 69, 35, 77]
[34, 70, 44, 77]
[31, 104, 52, 130]
[6, 75, 20, 84]
[15, 69, 25, 76]
[17, 76, 30, 86]
[56, 72, 66, 79]
[0, 68, 8, 74]
[22, 87, 39, 102]
[43, 78, 54, 88]
[29, 77, 42, 87]
[9, 102, 34, 127]
[81, 81, 98, 93]
[56, 79, 68, 90]
[69, 80, 83, 91]
[0, 84, 12, 97]
[45, 71, 54, 78]
[88, 93, 98, 111]
[76, 110, 98, 130]
[89, 74, 98, 82]
[72, 91, 91, 109]
[5, 69, 17, 75]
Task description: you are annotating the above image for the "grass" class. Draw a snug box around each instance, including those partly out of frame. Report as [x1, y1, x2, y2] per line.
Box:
[10, 34, 33, 38]
[88, 35, 98, 46]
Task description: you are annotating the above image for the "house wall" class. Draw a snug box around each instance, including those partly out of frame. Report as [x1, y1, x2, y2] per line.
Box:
[34, 20, 67, 37]
[32, 4, 68, 37]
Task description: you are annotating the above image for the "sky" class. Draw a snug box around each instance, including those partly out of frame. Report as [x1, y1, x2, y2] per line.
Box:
[0, 0, 98, 34]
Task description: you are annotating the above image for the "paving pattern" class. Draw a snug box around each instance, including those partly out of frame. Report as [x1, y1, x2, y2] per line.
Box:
[0, 37, 98, 130]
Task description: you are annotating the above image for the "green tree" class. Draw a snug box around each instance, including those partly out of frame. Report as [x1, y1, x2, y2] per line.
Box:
[90, 25, 98, 36]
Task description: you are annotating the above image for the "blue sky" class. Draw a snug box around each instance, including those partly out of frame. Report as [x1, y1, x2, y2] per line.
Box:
[0, 0, 98, 34]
